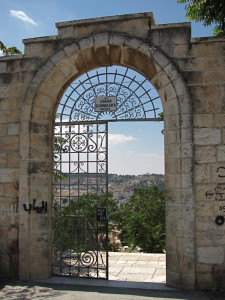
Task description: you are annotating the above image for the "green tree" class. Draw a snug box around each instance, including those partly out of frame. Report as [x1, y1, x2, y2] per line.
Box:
[178, 0, 225, 36]
[0, 41, 22, 56]
[53, 192, 119, 253]
[53, 136, 68, 181]
[117, 186, 165, 253]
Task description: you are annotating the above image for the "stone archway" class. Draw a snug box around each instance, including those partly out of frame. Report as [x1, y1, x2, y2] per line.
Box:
[19, 32, 194, 288]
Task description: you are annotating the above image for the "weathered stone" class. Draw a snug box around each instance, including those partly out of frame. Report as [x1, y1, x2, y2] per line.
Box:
[217, 145, 225, 162]
[30, 174, 49, 187]
[24, 42, 43, 57]
[195, 164, 211, 184]
[163, 97, 179, 116]
[165, 188, 182, 203]
[198, 247, 224, 264]
[95, 46, 110, 65]
[0, 169, 18, 183]
[196, 201, 214, 217]
[1, 136, 19, 151]
[165, 158, 181, 173]
[164, 115, 179, 129]
[7, 152, 19, 168]
[182, 188, 194, 204]
[181, 143, 193, 159]
[164, 130, 178, 145]
[192, 41, 225, 57]
[0, 97, 22, 111]
[182, 174, 193, 188]
[0, 86, 10, 98]
[0, 124, 7, 135]
[194, 128, 221, 145]
[193, 99, 207, 113]
[183, 71, 203, 85]
[0, 183, 4, 196]
[196, 272, 214, 290]
[0, 110, 20, 123]
[30, 134, 49, 147]
[193, 114, 214, 128]
[55, 56, 78, 78]
[0, 61, 7, 73]
[46, 66, 67, 86]
[182, 159, 193, 173]
[0, 153, 7, 168]
[5, 183, 19, 197]
[165, 174, 181, 189]
[215, 114, 225, 127]
[195, 146, 216, 163]
[8, 123, 20, 135]
[195, 183, 215, 202]
[204, 70, 225, 84]
[222, 129, 225, 144]
[196, 264, 212, 273]
[29, 161, 49, 174]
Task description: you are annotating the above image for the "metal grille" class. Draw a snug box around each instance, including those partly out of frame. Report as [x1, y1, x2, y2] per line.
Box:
[56, 66, 162, 123]
[53, 65, 163, 279]
[52, 123, 108, 279]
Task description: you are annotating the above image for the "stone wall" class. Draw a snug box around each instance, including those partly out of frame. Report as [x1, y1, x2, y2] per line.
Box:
[0, 12, 224, 290]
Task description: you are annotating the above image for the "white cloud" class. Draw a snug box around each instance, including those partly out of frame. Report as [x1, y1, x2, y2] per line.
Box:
[109, 150, 164, 175]
[10, 10, 38, 26]
[109, 134, 135, 145]
[140, 152, 164, 159]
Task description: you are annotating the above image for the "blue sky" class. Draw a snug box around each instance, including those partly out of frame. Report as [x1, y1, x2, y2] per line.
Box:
[0, 0, 214, 175]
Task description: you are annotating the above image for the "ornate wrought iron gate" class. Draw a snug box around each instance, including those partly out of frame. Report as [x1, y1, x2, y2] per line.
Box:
[52, 122, 108, 279]
[52, 65, 162, 279]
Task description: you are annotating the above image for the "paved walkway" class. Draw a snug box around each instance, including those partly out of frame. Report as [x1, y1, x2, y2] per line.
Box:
[109, 252, 166, 283]
[0, 253, 224, 299]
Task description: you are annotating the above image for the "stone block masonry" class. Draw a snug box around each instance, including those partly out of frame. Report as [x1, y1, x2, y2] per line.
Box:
[0, 12, 225, 290]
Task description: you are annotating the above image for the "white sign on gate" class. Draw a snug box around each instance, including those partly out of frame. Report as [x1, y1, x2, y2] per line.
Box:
[95, 96, 117, 112]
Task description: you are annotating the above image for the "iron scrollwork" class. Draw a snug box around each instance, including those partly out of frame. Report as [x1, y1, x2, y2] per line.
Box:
[56, 66, 162, 123]
[52, 123, 108, 279]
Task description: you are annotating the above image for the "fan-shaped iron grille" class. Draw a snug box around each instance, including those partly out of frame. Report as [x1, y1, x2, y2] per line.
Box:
[56, 66, 162, 123]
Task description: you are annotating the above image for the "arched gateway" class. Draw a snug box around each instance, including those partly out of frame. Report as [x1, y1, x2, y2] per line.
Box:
[1, 12, 225, 290]
[20, 27, 194, 287]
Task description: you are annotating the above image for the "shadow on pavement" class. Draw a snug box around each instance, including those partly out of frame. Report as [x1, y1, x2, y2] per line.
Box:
[0, 279, 224, 300]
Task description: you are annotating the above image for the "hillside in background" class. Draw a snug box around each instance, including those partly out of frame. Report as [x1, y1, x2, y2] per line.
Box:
[55, 173, 164, 205]
[108, 173, 164, 204]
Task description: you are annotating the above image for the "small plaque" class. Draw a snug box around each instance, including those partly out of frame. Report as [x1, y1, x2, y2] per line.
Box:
[95, 96, 117, 112]
[97, 207, 107, 221]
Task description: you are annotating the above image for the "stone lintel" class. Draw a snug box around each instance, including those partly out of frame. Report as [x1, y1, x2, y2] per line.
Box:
[152, 22, 191, 30]
[191, 36, 225, 44]
[56, 12, 156, 39]
[0, 54, 24, 61]
[22, 35, 58, 45]
[56, 12, 155, 28]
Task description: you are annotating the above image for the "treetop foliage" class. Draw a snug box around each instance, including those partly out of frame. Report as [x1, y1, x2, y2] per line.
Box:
[117, 186, 165, 253]
[178, 0, 225, 36]
[0, 41, 22, 56]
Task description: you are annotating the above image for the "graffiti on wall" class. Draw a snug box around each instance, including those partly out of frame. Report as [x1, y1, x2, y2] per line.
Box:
[23, 199, 47, 214]
[206, 167, 225, 201]
[0, 203, 18, 220]
[205, 167, 225, 226]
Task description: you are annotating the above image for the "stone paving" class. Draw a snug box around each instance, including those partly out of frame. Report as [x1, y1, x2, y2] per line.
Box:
[2, 253, 225, 299]
[108, 252, 166, 283]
